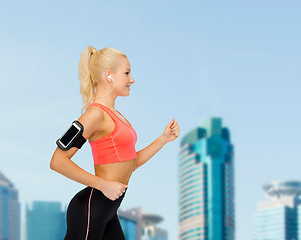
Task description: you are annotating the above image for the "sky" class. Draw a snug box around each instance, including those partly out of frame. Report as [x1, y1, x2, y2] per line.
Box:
[1, 1, 301, 239]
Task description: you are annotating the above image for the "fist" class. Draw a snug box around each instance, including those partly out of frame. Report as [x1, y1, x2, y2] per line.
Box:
[162, 118, 181, 143]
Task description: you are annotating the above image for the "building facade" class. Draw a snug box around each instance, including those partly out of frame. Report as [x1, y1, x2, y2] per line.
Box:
[118, 206, 168, 240]
[26, 201, 66, 240]
[179, 117, 235, 240]
[118, 207, 142, 240]
[253, 180, 301, 240]
[0, 171, 21, 240]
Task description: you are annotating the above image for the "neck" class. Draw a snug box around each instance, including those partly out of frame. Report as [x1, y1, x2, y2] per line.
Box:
[91, 99, 116, 110]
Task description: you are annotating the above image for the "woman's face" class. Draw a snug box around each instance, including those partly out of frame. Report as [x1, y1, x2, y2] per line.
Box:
[113, 57, 135, 96]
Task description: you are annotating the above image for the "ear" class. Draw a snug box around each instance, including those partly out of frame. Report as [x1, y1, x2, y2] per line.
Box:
[104, 70, 112, 81]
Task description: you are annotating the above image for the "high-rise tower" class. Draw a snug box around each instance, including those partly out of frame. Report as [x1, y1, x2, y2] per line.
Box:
[178, 117, 235, 240]
[253, 180, 301, 240]
[0, 171, 21, 240]
[26, 201, 66, 239]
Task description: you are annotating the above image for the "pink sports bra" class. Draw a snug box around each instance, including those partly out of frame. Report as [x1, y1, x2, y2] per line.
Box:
[88, 103, 137, 165]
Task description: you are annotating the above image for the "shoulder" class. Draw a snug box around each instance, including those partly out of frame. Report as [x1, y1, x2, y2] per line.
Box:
[84, 104, 105, 119]
[77, 105, 105, 140]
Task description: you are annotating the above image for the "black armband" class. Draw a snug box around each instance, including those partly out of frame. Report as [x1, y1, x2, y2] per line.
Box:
[56, 120, 87, 151]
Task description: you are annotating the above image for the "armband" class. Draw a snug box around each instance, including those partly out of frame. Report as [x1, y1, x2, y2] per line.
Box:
[56, 120, 87, 151]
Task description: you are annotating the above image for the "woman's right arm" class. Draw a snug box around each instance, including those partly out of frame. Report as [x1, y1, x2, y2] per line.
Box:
[50, 147, 107, 190]
[49, 107, 107, 191]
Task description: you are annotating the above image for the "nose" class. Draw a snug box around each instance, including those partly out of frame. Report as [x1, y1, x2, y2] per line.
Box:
[130, 75, 135, 83]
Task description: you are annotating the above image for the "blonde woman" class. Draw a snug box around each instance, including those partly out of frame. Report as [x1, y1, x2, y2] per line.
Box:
[50, 46, 180, 239]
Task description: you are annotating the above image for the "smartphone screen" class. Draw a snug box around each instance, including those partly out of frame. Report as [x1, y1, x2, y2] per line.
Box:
[60, 124, 80, 147]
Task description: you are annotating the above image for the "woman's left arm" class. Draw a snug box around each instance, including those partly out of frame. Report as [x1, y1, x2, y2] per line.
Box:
[132, 119, 180, 172]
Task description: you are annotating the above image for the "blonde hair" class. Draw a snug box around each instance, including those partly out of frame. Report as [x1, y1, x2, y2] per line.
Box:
[78, 46, 127, 113]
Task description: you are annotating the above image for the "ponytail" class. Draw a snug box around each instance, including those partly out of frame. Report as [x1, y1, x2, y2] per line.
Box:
[78, 46, 127, 114]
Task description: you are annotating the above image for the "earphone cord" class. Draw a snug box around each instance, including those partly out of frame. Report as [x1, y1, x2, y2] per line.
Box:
[94, 80, 115, 99]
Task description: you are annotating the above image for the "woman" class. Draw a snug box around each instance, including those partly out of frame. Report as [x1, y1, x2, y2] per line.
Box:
[50, 46, 180, 240]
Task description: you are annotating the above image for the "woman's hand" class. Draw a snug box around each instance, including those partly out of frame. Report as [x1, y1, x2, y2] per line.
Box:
[162, 118, 181, 143]
[98, 179, 128, 201]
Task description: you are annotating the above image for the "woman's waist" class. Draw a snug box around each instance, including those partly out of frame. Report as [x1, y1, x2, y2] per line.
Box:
[94, 159, 136, 185]
[94, 172, 132, 185]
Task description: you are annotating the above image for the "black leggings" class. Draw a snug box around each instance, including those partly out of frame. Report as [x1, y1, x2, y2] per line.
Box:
[64, 186, 127, 240]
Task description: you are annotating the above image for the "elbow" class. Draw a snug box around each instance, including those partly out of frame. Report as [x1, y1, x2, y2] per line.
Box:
[50, 157, 57, 171]
[50, 149, 66, 171]
[50, 154, 61, 171]
[50, 149, 59, 170]
[50, 154, 71, 171]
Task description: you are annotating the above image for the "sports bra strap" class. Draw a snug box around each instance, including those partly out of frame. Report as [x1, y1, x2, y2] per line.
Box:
[89, 103, 118, 119]
[89, 103, 132, 128]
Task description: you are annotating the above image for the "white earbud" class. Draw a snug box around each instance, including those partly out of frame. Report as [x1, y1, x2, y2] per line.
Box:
[108, 75, 114, 81]
[94, 75, 115, 99]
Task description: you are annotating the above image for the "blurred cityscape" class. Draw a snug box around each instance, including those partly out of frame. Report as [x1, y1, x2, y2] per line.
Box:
[1, 116, 299, 239]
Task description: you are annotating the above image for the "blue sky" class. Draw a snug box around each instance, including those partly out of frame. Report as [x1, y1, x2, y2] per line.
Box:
[1, 1, 300, 239]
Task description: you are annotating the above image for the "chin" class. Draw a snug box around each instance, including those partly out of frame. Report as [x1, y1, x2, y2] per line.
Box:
[119, 91, 130, 97]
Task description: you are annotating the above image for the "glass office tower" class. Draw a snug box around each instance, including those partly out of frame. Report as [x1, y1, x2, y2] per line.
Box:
[118, 207, 142, 240]
[141, 213, 168, 240]
[179, 117, 235, 240]
[0, 171, 21, 240]
[26, 201, 66, 240]
[253, 180, 301, 240]
[118, 206, 168, 240]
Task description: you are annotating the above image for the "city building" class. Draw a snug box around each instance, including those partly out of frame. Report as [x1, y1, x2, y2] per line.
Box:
[118, 207, 142, 240]
[141, 213, 168, 240]
[253, 180, 301, 240]
[26, 201, 66, 240]
[118, 206, 168, 240]
[0, 171, 21, 240]
[179, 117, 235, 240]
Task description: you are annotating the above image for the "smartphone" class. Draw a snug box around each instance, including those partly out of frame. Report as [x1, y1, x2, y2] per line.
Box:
[57, 121, 82, 149]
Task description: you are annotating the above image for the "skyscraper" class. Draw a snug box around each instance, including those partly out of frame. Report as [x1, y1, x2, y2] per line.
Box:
[0, 171, 21, 240]
[26, 201, 66, 240]
[141, 213, 168, 240]
[178, 117, 235, 240]
[118, 207, 142, 240]
[118, 206, 168, 240]
[253, 180, 301, 240]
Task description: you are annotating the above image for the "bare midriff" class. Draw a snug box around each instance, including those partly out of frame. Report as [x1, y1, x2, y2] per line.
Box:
[94, 158, 136, 185]
[88, 105, 137, 185]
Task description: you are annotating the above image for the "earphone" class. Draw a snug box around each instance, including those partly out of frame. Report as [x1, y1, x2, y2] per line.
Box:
[94, 75, 115, 99]
[108, 75, 114, 81]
